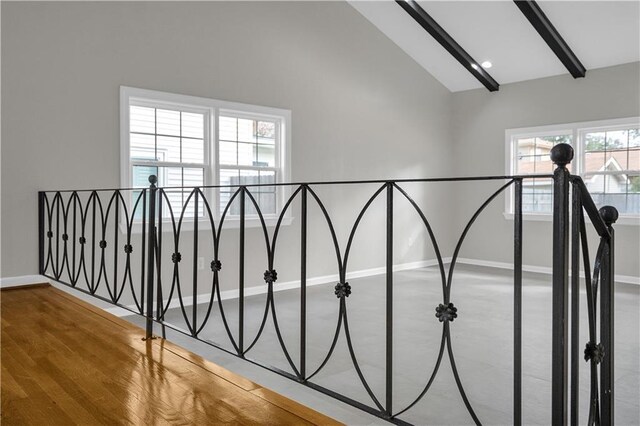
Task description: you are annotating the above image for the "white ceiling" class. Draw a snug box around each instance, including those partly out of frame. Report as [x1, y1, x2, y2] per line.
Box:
[349, 1, 640, 92]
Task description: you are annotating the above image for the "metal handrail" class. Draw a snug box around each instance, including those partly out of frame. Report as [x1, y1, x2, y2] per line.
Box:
[41, 174, 554, 193]
[569, 176, 612, 240]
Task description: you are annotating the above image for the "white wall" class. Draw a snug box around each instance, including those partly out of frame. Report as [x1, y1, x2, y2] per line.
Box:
[1, 1, 455, 295]
[451, 62, 640, 278]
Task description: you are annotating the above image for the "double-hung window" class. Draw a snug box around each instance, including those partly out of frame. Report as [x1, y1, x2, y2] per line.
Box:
[218, 114, 280, 216]
[121, 87, 291, 223]
[128, 101, 210, 219]
[580, 126, 640, 215]
[506, 117, 640, 222]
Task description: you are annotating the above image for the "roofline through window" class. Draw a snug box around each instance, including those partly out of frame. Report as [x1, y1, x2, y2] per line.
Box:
[504, 116, 640, 223]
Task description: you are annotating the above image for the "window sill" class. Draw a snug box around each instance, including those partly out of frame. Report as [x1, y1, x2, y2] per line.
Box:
[503, 212, 639, 226]
[122, 216, 294, 234]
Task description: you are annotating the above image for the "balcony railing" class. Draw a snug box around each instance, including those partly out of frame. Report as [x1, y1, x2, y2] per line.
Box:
[38, 144, 617, 425]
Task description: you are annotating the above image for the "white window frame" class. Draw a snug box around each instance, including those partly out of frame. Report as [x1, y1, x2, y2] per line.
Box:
[505, 117, 640, 226]
[120, 86, 292, 230]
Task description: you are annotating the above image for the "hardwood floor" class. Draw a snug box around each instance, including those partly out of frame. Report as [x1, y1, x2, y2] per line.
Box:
[0, 285, 341, 425]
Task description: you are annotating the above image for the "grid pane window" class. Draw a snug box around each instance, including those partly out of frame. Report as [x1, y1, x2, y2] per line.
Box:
[130, 134, 155, 160]
[219, 114, 279, 216]
[510, 122, 640, 217]
[131, 165, 205, 219]
[130, 105, 206, 165]
[583, 128, 640, 215]
[124, 89, 289, 223]
[129, 104, 207, 219]
[514, 134, 572, 213]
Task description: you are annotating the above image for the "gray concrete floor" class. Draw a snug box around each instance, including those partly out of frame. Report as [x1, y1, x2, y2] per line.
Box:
[124, 265, 639, 425]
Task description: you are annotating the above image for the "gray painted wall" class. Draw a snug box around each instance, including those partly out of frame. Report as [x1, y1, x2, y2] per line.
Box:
[1, 1, 454, 291]
[2, 1, 638, 290]
[451, 62, 640, 278]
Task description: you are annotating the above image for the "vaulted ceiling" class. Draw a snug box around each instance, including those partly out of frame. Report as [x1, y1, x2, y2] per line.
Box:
[350, 1, 640, 92]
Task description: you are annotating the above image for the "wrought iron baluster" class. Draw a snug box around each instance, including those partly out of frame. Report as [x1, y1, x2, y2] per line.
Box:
[579, 210, 600, 426]
[192, 190, 199, 336]
[44, 193, 54, 276]
[239, 186, 245, 355]
[95, 194, 108, 295]
[194, 188, 219, 337]
[212, 188, 241, 353]
[599, 206, 617, 426]
[114, 192, 120, 301]
[144, 176, 157, 340]
[385, 182, 394, 416]
[300, 184, 308, 381]
[115, 192, 132, 303]
[570, 182, 581, 426]
[79, 194, 90, 291]
[551, 144, 572, 425]
[124, 190, 143, 313]
[91, 191, 97, 292]
[61, 194, 69, 282]
[72, 193, 78, 285]
[38, 192, 45, 275]
[55, 192, 61, 279]
[157, 194, 164, 322]
[513, 178, 523, 426]
[141, 189, 147, 315]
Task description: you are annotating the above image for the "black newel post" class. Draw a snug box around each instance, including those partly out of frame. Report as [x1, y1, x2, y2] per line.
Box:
[144, 175, 157, 340]
[599, 205, 617, 426]
[550, 143, 573, 425]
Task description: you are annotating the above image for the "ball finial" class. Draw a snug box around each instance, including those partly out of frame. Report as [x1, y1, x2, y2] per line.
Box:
[148, 175, 158, 185]
[599, 206, 618, 225]
[550, 143, 574, 167]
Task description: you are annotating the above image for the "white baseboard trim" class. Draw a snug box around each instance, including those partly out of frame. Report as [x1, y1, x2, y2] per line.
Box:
[456, 257, 640, 285]
[0, 260, 443, 317]
[4, 256, 636, 318]
[0, 275, 51, 288]
[104, 258, 449, 316]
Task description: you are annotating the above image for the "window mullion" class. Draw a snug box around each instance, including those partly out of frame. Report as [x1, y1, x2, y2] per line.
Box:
[127, 88, 290, 222]
[219, 164, 278, 172]
[132, 160, 206, 169]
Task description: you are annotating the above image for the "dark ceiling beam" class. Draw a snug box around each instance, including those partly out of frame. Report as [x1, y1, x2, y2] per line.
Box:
[396, 0, 499, 92]
[514, 0, 586, 78]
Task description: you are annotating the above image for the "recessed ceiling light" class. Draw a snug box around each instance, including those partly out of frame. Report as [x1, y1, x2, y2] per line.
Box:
[481, 61, 493, 69]
[471, 64, 479, 70]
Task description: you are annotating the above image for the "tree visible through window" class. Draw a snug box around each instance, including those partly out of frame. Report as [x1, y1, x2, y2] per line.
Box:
[508, 119, 640, 216]
[582, 128, 640, 215]
[515, 134, 573, 213]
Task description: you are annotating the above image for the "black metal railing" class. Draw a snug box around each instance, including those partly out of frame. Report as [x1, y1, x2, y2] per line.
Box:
[38, 144, 616, 425]
[550, 144, 617, 426]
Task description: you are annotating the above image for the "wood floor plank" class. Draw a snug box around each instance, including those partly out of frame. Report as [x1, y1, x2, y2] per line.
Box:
[250, 386, 343, 426]
[1, 365, 27, 399]
[1, 348, 77, 425]
[1, 286, 341, 426]
[152, 338, 260, 392]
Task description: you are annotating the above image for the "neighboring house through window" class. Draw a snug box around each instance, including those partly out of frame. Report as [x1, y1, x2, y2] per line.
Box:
[506, 117, 640, 220]
[120, 87, 291, 222]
